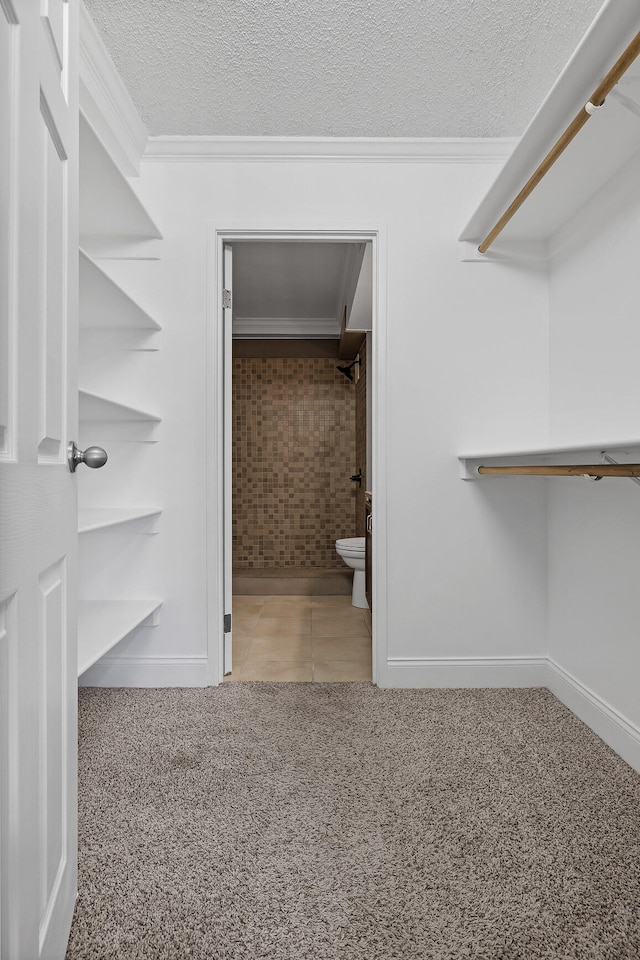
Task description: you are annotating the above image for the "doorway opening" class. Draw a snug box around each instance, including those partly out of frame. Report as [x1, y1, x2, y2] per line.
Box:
[207, 228, 384, 687]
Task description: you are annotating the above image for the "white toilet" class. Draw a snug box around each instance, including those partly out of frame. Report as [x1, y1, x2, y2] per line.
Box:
[335, 537, 368, 608]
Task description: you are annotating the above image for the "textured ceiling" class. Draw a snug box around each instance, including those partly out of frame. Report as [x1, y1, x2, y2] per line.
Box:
[83, 0, 604, 138]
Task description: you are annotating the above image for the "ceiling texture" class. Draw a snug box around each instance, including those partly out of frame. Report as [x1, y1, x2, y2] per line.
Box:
[84, 0, 604, 138]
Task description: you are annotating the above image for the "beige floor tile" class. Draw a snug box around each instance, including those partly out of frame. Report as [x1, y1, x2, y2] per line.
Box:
[233, 621, 258, 641]
[313, 660, 372, 682]
[262, 594, 311, 601]
[259, 601, 312, 620]
[311, 636, 372, 662]
[232, 637, 251, 662]
[311, 603, 366, 619]
[247, 635, 312, 661]
[233, 600, 265, 617]
[252, 617, 312, 638]
[239, 660, 313, 682]
[311, 595, 354, 607]
[311, 617, 370, 639]
[223, 671, 241, 682]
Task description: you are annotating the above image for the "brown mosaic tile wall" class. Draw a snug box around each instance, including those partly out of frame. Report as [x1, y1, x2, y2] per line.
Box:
[355, 340, 367, 538]
[233, 357, 357, 568]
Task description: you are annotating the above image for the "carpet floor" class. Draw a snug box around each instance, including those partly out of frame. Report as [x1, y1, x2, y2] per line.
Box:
[66, 685, 640, 960]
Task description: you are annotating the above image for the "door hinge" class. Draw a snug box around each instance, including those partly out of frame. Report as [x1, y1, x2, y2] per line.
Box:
[222, 289, 232, 309]
[224, 613, 232, 633]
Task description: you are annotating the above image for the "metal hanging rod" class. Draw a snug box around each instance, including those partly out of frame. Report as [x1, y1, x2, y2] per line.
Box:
[477, 463, 640, 477]
[478, 29, 640, 255]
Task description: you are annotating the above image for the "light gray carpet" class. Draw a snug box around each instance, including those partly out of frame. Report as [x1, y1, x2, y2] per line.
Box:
[66, 685, 640, 959]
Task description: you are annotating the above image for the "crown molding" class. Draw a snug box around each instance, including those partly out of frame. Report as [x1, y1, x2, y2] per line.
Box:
[143, 136, 517, 163]
[79, 0, 148, 178]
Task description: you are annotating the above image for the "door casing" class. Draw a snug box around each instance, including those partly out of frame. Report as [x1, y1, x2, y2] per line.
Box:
[205, 224, 388, 686]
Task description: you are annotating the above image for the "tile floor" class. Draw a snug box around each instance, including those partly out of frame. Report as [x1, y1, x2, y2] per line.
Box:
[226, 595, 372, 682]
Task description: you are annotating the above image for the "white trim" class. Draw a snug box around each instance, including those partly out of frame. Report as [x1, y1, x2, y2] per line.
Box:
[144, 136, 517, 163]
[79, 0, 148, 178]
[232, 317, 340, 339]
[206, 223, 387, 688]
[461, 437, 640, 458]
[380, 656, 548, 689]
[77, 656, 210, 687]
[547, 659, 640, 775]
[379, 656, 640, 775]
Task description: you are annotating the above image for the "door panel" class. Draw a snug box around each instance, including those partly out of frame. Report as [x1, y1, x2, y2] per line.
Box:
[0, 2, 78, 957]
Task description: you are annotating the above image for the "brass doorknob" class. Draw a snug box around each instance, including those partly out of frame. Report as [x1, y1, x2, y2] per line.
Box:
[67, 441, 108, 473]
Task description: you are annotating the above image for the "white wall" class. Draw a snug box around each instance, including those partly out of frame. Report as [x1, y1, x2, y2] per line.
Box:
[548, 149, 640, 739]
[80, 150, 548, 689]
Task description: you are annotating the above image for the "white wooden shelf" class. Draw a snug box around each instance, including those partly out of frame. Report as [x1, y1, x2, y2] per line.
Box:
[79, 248, 161, 330]
[80, 114, 163, 241]
[78, 599, 162, 676]
[78, 507, 161, 534]
[459, 0, 640, 253]
[79, 388, 161, 423]
[459, 437, 640, 480]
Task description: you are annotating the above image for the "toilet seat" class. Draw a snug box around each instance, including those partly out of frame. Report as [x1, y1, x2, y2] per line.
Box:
[336, 537, 365, 556]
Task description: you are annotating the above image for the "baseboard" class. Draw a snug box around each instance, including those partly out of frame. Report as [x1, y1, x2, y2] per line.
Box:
[75, 652, 640, 773]
[380, 656, 548, 688]
[78, 656, 211, 687]
[547, 659, 640, 775]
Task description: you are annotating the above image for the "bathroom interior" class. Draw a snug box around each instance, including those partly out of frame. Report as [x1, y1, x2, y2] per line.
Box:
[228, 240, 373, 682]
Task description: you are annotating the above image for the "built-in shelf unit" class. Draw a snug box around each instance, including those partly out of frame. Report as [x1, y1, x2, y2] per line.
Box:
[459, 438, 640, 480]
[458, 1, 640, 486]
[78, 507, 162, 534]
[78, 105, 163, 678]
[80, 114, 162, 243]
[77, 600, 163, 676]
[79, 247, 162, 330]
[79, 388, 161, 424]
[459, 0, 640, 258]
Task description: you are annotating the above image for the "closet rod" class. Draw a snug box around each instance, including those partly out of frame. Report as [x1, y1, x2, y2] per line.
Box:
[478, 29, 640, 254]
[477, 464, 640, 477]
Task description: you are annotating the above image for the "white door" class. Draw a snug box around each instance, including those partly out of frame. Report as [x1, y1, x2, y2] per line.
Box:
[0, 2, 78, 957]
[223, 243, 233, 675]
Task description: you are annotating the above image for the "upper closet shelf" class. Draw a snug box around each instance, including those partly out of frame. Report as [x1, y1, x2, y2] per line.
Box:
[79, 389, 161, 423]
[79, 248, 161, 330]
[80, 113, 163, 242]
[459, 437, 640, 480]
[459, 0, 640, 253]
[78, 507, 162, 534]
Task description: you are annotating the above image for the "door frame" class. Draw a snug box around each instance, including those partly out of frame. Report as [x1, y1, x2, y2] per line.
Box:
[205, 223, 388, 686]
